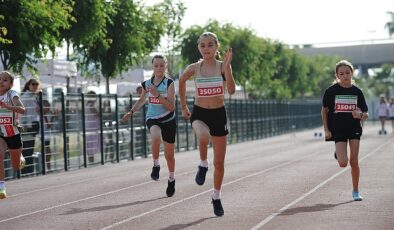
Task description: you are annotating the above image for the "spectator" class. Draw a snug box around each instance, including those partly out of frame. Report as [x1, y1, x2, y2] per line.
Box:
[42, 100, 58, 170]
[85, 91, 101, 163]
[377, 95, 388, 134]
[389, 97, 394, 133]
[19, 79, 41, 174]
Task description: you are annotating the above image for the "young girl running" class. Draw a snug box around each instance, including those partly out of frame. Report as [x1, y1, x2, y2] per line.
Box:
[321, 60, 368, 201]
[179, 32, 235, 216]
[0, 71, 26, 199]
[122, 54, 176, 197]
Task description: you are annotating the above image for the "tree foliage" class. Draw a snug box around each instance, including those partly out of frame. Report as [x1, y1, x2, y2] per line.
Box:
[0, 0, 73, 73]
[179, 20, 339, 99]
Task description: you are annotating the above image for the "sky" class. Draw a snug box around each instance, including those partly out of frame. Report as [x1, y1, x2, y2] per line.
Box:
[145, 0, 394, 45]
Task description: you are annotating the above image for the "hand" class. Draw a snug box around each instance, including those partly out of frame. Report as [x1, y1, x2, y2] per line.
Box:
[223, 48, 233, 69]
[148, 86, 159, 98]
[0, 100, 9, 109]
[121, 111, 133, 122]
[351, 107, 362, 119]
[324, 129, 332, 140]
[181, 106, 191, 120]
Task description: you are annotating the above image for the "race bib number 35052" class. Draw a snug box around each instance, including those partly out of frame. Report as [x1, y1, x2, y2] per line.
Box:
[335, 95, 357, 113]
[0, 116, 13, 125]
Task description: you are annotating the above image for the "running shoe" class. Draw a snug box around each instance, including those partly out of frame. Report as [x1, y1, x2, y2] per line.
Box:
[195, 166, 208, 185]
[166, 180, 175, 197]
[20, 155, 26, 170]
[0, 188, 6, 199]
[150, 165, 160, 181]
[211, 198, 224, 216]
[352, 191, 363, 201]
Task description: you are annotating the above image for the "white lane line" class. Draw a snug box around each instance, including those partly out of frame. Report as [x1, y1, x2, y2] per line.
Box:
[249, 138, 393, 230]
[1, 168, 195, 223]
[100, 152, 320, 230]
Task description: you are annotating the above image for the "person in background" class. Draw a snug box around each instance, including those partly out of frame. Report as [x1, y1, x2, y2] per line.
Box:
[122, 54, 177, 197]
[85, 91, 101, 163]
[377, 95, 388, 134]
[388, 97, 394, 133]
[178, 31, 235, 216]
[42, 100, 59, 170]
[321, 60, 368, 201]
[0, 71, 26, 199]
[19, 79, 41, 174]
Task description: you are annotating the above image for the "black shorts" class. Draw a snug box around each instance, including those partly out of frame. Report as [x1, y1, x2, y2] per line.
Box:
[0, 134, 23, 149]
[334, 130, 362, 143]
[146, 114, 176, 144]
[190, 105, 228, 136]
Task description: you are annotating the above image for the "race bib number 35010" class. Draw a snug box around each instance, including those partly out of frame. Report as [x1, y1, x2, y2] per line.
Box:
[335, 95, 357, 113]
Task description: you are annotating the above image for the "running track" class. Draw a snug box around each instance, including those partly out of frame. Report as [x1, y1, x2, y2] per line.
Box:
[1, 123, 393, 230]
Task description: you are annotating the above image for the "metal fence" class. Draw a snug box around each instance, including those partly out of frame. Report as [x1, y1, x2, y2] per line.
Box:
[4, 92, 321, 180]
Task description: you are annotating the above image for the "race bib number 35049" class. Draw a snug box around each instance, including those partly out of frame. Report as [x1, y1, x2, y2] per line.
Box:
[335, 95, 357, 113]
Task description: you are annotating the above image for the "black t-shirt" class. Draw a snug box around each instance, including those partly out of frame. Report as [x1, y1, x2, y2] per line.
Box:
[322, 83, 368, 136]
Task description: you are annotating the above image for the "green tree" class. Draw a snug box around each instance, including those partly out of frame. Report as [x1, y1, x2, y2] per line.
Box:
[154, 0, 186, 77]
[369, 64, 394, 98]
[0, 15, 11, 45]
[0, 0, 72, 73]
[85, 0, 168, 93]
[61, 0, 107, 61]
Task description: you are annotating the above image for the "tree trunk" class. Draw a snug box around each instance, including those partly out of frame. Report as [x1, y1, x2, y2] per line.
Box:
[106, 76, 110, 94]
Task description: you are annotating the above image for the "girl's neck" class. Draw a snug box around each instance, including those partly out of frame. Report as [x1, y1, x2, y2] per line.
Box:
[202, 58, 216, 66]
[338, 82, 352, 88]
[153, 75, 164, 85]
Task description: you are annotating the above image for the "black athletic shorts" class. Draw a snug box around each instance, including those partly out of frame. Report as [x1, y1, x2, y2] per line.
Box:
[146, 113, 176, 144]
[190, 105, 228, 136]
[0, 134, 23, 149]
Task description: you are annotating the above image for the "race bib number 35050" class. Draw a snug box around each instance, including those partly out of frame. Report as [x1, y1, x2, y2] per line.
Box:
[335, 95, 357, 113]
[195, 76, 224, 97]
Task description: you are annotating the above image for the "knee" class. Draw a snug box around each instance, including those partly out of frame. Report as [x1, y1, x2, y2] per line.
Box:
[213, 161, 224, 172]
[198, 133, 210, 145]
[150, 133, 162, 142]
[349, 159, 359, 168]
[338, 161, 348, 167]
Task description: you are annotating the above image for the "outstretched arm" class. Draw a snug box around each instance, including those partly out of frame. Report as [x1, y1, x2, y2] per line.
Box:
[122, 89, 147, 122]
[223, 48, 235, 95]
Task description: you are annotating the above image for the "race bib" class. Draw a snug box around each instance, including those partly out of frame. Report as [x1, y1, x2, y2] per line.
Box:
[335, 95, 357, 113]
[149, 96, 161, 104]
[0, 109, 13, 125]
[196, 76, 224, 97]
